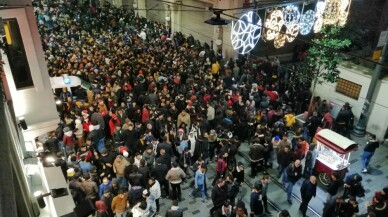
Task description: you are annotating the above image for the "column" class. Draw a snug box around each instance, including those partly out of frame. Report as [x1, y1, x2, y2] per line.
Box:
[170, 3, 181, 34]
[137, 0, 147, 18]
[164, 4, 172, 30]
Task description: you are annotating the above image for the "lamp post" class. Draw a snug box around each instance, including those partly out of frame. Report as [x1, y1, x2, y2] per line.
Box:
[353, 27, 388, 137]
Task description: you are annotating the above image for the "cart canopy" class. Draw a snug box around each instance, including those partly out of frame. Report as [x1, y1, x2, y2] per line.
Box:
[315, 129, 358, 154]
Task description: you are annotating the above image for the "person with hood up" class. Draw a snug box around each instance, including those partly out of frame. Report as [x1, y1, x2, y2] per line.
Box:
[95, 200, 110, 217]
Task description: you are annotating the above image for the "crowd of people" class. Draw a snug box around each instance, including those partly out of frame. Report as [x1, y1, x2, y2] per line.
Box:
[33, 1, 387, 217]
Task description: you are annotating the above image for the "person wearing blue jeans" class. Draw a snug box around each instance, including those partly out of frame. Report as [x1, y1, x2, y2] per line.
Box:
[361, 134, 379, 173]
[190, 164, 208, 202]
[285, 160, 302, 204]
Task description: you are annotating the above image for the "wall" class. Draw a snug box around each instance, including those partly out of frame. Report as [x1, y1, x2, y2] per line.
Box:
[313, 64, 388, 140]
[0, 7, 59, 140]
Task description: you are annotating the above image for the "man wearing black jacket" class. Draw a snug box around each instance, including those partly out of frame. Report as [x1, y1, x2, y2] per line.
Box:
[285, 160, 302, 204]
[210, 179, 228, 217]
[299, 176, 317, 217]
[361, 133, 379, 173]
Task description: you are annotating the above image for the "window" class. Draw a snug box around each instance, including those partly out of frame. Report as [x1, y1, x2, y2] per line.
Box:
[2, 18, 34, 89]
[335, 78, 361, 100]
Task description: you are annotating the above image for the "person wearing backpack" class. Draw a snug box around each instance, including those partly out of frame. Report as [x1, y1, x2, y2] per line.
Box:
[212, 152, 228, 186]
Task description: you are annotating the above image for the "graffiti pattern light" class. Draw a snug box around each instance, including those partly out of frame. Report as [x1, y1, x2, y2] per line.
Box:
[264, 8, 284, 41]
[299, 10, 315, 35]
[286, 24, 299, 42]
[231, 11, 262, 54]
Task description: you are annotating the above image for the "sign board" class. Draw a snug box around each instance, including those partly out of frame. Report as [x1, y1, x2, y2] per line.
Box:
[372, 50, 382, 60]
[377, 31, 388, 47]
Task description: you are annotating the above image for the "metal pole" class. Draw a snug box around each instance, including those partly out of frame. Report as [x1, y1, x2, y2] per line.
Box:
[353, 27, 388, 137]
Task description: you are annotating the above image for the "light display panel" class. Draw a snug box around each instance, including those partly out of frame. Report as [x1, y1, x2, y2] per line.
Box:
[299, 9, 315, 35]
[283, 5, 300, 27]
[313, 0, 326, 33]
[231, 11, 262, 54]
[323, 0, 341, 25]
[286, 23, 299, 42]
[274, 33, 286, 49]
[264, 8, 284, 41]
[338, 0, 351, 26]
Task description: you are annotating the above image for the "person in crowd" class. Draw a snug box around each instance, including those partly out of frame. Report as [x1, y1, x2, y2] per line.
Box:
[165, 162, 186, 201]
[249, 138, 266, 178]
[210, 179, 228, 217]
[98, 177, 112, 199]
[232, 161, 245, 184]
[322, 196, 346, 217]
[285, 159, 303, 204]
[142, 189, 156, 216]
[254, 176, 270, 215]
[95, 200, 110, 217]
[277, 210, 290, 217]
[343, 173, 363, 198]
[113, 155, 129, 189]
[212, 152, 228, 185]
[189, 164, 208, 203]
[213, 200, 232, 217]
[326, 172, 342, 202]
[277, 145, 294, 180]
[343, 196, 359, 217]
[299, 176, 317, 217]
[367, 195, 388, 217]
[250, 185, 263, 216]
[111, 189, 129, 217]
[152, 158, 170, 198]
[361, 133, 380, 173]
[81, 173, 98, 203]
[165, 200, 183, 217]
[101, 189, 114, 217]
[148, 177, 161, 214]
[231, 200, 248, 217]
[303, 143, 318, 177]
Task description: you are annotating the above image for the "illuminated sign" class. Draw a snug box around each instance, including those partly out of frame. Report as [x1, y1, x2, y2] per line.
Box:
[231, 11, 262, 54]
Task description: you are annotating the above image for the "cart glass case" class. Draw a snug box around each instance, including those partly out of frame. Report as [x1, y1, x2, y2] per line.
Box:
[316, 141, 350, 170]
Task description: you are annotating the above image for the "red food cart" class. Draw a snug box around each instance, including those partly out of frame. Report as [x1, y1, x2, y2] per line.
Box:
[313, 129, 358, 186]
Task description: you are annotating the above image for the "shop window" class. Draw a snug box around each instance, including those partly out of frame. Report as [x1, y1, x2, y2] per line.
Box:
[2, 18, 34, 89]
[335, 78, 361, 100]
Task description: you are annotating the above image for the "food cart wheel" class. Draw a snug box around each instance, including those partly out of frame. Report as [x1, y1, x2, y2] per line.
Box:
[319, 173, 330, 186]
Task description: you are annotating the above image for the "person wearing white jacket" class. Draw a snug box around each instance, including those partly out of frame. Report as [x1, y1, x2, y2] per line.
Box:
[74, 119, 84, 146]
[148, 177, 161, 213]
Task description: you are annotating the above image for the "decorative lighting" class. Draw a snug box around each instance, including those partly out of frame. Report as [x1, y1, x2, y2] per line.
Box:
[231, 11, 262, 54]
[299, 9, 315, 35]
[264, 8, 284, 41]
[286, 24, 299, 42]
[274, 33, 286, 49]
[313, 0, 326, 33]
[62, 74, 71, 84]
[283, 5, 300, 27]
[313, 17, 324, 33]
[338, 0, 351, 26]
[323, 0, 341, 25]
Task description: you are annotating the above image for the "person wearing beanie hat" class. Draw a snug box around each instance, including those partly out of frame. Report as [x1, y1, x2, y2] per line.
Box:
[63, 127, 75, 154]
